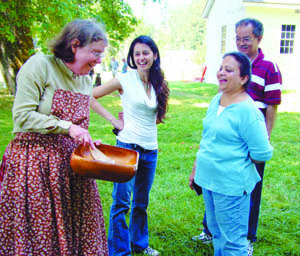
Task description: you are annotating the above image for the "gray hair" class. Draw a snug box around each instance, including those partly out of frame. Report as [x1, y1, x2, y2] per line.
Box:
[49, 19, 108, 63]
[235, 18, 264, 37]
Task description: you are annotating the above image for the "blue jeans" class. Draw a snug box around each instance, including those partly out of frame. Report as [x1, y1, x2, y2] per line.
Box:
[202, 162, 265, 243]
[202, 212, 212, 236]
[108, 140, 158, 256]
[202, 188, 250, 256]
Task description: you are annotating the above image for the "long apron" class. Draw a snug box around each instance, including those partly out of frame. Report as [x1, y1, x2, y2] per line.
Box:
[0, 89, 108, 255]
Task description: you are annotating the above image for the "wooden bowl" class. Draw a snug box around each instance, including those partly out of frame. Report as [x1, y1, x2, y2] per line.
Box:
[70, 143, 138, 183]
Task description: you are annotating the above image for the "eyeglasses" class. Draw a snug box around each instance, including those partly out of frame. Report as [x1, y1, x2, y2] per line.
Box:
[88, 47, 105, 58]
[235, 36, 255, 44]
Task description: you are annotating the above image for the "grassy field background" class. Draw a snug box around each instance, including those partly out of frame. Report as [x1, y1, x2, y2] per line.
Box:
[0, 82, 299, 255]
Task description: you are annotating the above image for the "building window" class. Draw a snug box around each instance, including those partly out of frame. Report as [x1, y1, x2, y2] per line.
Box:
[221, 26, 226, 54]
[280, 24, 296, 54]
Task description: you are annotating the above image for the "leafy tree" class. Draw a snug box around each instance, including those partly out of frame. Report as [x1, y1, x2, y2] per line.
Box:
[0, 0, 138, 95]
[125, 0, 206, 65]
[166, 0, 206, 64]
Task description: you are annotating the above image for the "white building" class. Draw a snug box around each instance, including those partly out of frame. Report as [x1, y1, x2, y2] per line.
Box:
[202, 0, 300, 90]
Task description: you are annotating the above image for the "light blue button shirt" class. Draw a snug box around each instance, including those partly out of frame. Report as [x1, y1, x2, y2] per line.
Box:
[194, 93, 273, 196]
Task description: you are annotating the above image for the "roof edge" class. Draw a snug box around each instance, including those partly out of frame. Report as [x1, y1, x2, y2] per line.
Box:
[202, 0, 216, 18]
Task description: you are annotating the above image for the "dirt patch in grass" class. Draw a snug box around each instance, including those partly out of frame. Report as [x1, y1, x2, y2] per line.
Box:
[279, 90, 300, 113]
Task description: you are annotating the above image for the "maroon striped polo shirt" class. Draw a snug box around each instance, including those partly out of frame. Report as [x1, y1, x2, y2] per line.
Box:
[247, 48, 282, 111]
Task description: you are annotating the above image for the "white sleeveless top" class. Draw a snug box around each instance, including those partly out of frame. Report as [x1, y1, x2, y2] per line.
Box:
[116, 70, 158, 150]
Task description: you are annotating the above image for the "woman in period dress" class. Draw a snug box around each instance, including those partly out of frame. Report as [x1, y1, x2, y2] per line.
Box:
[0, 19, 109, 255]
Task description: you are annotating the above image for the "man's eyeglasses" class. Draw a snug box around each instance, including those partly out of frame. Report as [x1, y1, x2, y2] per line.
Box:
[235, 36, 255, 44]
[88, 47, 105, 58]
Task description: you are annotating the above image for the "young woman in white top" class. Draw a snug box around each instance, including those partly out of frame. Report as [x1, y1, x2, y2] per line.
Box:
[91, 35, 169, 256]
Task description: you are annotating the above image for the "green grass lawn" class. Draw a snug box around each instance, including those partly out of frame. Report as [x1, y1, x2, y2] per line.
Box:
[0, 82, 299, 255]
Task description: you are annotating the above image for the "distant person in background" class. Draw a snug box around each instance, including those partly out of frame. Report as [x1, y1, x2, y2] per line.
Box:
[89, 68, 95, 85]
[189, 51, 273, 256]
[121, 57, 128, 73]
[95, 73, 102, 86]
[91, 35, 169, 256]
[111, 56, 119, 77]
[0, 19, 109, 255]
[89, 67, 95, 79]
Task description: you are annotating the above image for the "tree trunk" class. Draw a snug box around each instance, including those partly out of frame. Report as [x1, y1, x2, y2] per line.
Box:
[0, 26, 34, 96]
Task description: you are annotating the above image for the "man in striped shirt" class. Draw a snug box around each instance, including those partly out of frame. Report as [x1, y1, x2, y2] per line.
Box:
[235, 17, 282, 250]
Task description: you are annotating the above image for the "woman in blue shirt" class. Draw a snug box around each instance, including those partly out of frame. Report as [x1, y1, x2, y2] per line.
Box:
[189, 52, 273, 256]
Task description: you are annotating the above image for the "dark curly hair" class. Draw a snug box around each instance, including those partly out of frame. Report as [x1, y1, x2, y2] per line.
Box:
[127, 35, 169, 123]
[223, 51, 252, 90]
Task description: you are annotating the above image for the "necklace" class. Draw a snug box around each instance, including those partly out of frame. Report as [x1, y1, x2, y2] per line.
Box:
[141, 78, 151, 90]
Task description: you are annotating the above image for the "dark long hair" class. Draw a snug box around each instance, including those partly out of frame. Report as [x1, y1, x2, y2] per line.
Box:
[127, 35, 169, 123]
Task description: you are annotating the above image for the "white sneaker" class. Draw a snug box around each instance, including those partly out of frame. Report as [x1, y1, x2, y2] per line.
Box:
[247, 240, 254, 256]
[142, 246, 160, 256]
[192, 231, 213, 243]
